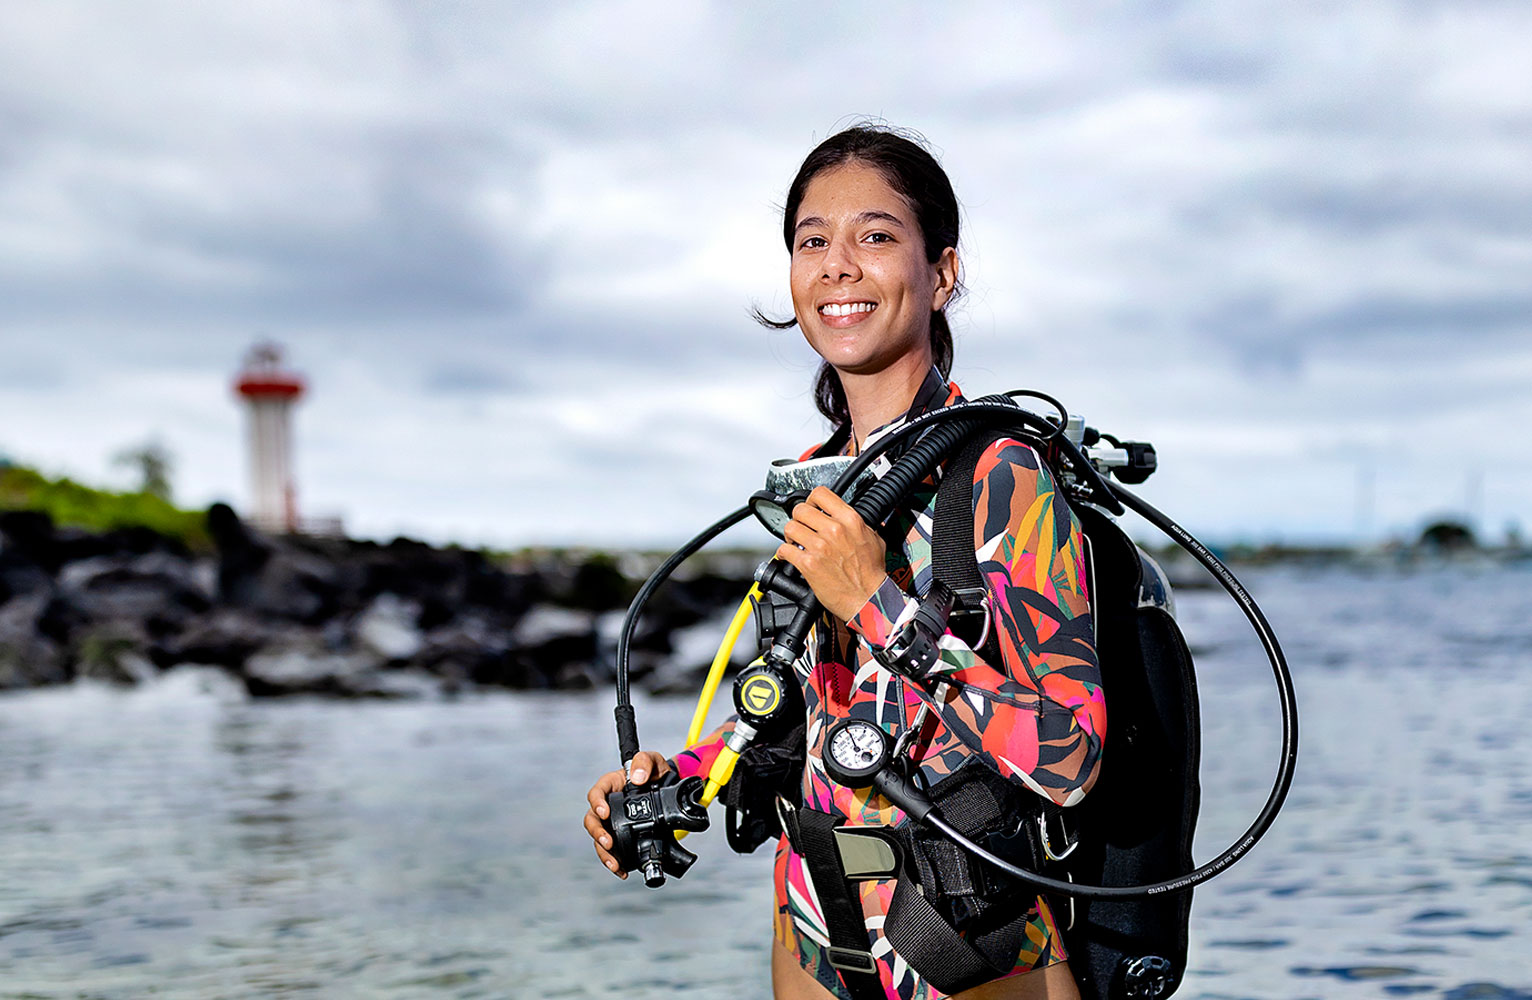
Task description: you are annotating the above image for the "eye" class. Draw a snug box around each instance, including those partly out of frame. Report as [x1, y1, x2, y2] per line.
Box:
[797, 235, 828, 251]
[864, 231, 894, 244]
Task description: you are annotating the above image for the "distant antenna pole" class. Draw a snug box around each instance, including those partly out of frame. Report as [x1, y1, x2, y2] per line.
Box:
[234, 343, 306, 533]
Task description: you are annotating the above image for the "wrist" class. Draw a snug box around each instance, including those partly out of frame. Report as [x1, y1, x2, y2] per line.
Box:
[831, 573, 889, 622]
[846, 576, 914, 645]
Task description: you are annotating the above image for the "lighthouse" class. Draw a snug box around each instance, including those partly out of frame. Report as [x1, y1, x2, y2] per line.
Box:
[234, 343, 305, 533]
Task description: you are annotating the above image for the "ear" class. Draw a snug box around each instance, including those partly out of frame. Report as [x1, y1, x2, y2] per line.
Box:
[930, 247, 959, 311]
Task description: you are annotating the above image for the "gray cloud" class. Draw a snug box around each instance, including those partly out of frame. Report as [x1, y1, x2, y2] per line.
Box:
[1, 0, 1529, 546]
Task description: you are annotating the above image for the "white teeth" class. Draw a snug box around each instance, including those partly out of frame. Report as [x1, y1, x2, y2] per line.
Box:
[820, 302, 874, 317]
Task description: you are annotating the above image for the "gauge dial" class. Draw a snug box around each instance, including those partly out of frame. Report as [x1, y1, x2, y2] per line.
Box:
[822, 719, 889, 787]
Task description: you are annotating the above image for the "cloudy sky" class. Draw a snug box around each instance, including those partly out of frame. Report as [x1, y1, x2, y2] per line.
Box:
[1, 1, 1528, 549]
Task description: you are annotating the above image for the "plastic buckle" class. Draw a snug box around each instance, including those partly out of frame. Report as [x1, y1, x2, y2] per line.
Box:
[826, 946, 878, 975]
[832, 827, 900, 879]
[1038, 811, 1079, 862]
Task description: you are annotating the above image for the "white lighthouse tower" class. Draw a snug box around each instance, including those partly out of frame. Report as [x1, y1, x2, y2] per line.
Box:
[234, 343, 305, 533]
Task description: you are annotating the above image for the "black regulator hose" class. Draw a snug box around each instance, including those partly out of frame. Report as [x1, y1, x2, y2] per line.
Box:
[829, 394, 1123, 516]
[614, 505, 752, 768]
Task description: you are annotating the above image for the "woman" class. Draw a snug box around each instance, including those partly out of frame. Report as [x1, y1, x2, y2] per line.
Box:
[583, 126, 1105, 1000]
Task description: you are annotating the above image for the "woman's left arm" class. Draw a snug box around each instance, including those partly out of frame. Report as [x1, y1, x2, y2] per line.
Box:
[847, 438, 1106, 808]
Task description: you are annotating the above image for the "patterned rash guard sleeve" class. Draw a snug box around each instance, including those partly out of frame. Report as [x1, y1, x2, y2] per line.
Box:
[848, 438, 1106, 808]
[671, 718, 736, 781]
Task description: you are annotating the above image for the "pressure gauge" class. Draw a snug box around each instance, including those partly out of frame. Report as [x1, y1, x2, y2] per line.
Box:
[821, 718, 891, 788]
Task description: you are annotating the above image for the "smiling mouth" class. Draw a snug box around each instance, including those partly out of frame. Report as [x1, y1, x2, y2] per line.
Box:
[819, 301, 876, 318]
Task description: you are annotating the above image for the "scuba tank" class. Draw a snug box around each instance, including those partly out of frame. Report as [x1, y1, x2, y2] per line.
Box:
[602, 391, 1298, 1000]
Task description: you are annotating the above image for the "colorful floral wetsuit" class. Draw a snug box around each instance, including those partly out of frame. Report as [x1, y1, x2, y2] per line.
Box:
[674, 373, 1105, 999]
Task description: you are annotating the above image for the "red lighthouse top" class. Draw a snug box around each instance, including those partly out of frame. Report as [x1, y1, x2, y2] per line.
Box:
[235, 343, 305, 399]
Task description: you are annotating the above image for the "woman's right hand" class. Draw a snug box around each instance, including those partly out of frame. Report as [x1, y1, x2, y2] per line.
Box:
[582, 750, 672, 879]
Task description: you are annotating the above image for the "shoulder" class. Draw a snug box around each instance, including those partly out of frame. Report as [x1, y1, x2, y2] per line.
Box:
[965, 436, 1064, 544]
[971, 436, 1045, 484]
[938, 436, 1050, 509]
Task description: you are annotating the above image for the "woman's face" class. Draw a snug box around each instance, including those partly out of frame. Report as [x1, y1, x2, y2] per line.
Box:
[789, 161, 958, 378]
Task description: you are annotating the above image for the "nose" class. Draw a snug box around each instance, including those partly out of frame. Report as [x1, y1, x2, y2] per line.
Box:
[821, 237, 861, 282]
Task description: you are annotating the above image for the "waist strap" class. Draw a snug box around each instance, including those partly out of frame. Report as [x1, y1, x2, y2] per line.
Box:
[778, 793, 1047, 996]
[777, 798, 889, 1000]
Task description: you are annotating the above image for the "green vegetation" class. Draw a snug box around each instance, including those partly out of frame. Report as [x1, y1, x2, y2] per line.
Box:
[0, 462, 210, 550]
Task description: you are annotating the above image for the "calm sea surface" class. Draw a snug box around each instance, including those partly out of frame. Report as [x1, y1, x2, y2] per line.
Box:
[1, 565, 1529, 999]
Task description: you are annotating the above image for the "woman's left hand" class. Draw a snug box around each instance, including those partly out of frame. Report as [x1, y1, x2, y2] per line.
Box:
[775, 486, 889, 622]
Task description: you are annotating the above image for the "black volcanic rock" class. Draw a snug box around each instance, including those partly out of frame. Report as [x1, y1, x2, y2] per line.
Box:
[0, 504, 759, 699]
[0, 591, 68, 689]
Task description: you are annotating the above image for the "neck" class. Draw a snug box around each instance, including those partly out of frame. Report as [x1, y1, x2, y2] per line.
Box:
[840, 352, 936, 453]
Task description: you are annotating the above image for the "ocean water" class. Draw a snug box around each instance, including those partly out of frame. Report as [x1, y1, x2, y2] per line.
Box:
[0, 565, 1529, 999]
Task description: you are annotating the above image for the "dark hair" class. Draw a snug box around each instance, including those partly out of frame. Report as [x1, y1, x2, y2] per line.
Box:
[755, 125, 962, 427]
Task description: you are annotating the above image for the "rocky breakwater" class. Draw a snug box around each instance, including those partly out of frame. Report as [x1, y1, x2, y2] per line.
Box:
[0, 505, 760, 698]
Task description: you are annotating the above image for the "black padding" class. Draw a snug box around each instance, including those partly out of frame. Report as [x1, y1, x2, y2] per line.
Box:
[724, 721, 805, 854]
[1065, 506, 1201, 1000]
[885, 872, 1024, 996]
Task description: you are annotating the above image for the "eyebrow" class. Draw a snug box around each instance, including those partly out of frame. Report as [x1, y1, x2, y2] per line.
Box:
[794, 210, 908, 234]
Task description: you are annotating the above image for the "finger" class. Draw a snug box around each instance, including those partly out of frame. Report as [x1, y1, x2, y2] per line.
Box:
[781, 518, 825, 553]
[593, 839, 624, 877]
[583, 810, 614, 851]
[630, 750, 671, 786]
[776, 541, 809, 574]
[791, 496, 837, 532]
[629, 750, 660, 786]
[805, 486, 855, 519]
[794, 503, 855, 549]
[806, 488, 868, 533]
[588, 774, 620, 817]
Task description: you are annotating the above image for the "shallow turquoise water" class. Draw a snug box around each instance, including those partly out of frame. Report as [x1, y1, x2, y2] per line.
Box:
[1, 565, 1529, 998]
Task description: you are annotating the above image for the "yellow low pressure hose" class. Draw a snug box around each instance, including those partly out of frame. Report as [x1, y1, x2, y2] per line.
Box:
[685, 585, 762, 747]
[699, 743, 743, 807]
[672, 586, 762, 839]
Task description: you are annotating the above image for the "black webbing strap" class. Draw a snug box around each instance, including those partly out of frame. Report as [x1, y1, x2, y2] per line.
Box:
[883, 750, 1048, 994]
[884, 813, 1034, 995]
[884, 879, 1019, 995]
[932, 436, 1002, 665]
[790, 808, 887, 1000]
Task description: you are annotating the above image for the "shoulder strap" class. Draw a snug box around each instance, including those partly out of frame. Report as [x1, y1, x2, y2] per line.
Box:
[931, 435, 1002, 666]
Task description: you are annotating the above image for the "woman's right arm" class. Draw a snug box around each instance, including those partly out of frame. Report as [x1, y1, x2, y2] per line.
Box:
[669, 716, 738, 779]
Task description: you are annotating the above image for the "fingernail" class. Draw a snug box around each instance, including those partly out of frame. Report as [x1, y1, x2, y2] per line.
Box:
[597, 806, 607, 817]
[632, 769, 647, 783]
[607, 860, 616, 871]
[601, 836, 611, 848]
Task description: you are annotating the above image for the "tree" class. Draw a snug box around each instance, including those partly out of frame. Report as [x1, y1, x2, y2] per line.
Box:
[113, 440, 173, 501]
[1418, 519, 1476, 552]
